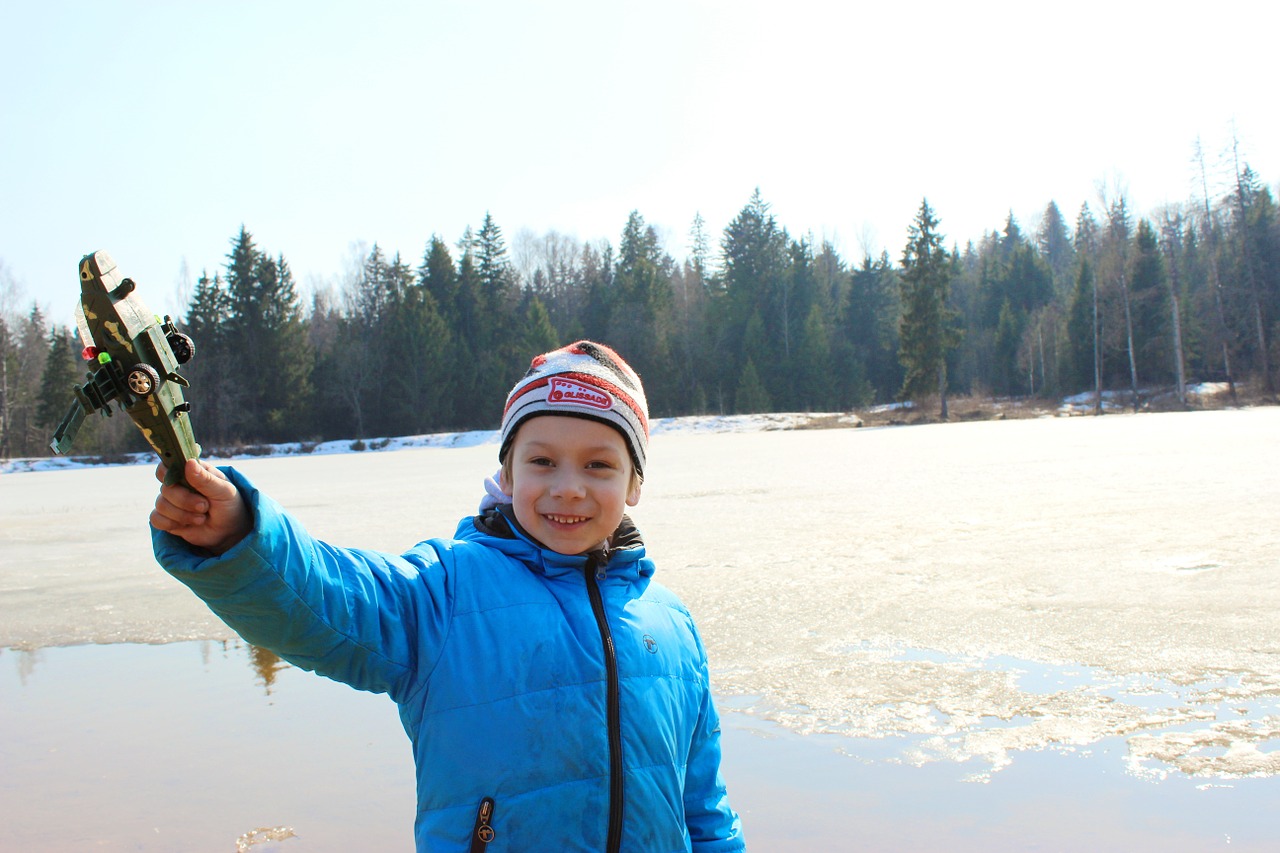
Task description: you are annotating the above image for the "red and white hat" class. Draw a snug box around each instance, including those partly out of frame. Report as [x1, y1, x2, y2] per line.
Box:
[499, 341, 649, 476]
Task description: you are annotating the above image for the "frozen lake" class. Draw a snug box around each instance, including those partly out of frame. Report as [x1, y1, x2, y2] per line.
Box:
[3, 408, 1279, 849]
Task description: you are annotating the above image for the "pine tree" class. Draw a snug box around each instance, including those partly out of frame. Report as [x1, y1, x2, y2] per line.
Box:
[721, 189, 788, 401]
[612, 211, 674, 406]
[36, 325, 81, 436]
[0, 313, 10, 458]
[383, 274, 453, 434]
[216, 228, 313, 442]
[794, 302, 833, 410]
[898, 200, 959, 417]
[1128, 219, 1170, 383]
[842, 252, 900, 403]
[182, 272, 234, 443]
[254, 254, 313, 440]
[1036, 200, 1076, 291]
[734, 358, 771, 414]
[8, 306, 49, 456]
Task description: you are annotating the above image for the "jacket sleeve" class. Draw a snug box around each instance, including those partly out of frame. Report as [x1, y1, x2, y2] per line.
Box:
[684, 629, 746, 852]
[151, 467, 450, 702]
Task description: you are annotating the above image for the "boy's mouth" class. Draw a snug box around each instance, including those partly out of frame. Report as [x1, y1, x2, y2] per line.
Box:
[544, 513, 589, 526]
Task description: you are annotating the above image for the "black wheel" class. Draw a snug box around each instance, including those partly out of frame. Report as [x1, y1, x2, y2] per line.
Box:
[167, 332, 195, 364]
[126, 363, 160, 396]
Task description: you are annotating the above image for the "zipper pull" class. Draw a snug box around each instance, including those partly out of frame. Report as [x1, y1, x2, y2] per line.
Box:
[470, 797, 495, 851]
[592, 546, 610, 581]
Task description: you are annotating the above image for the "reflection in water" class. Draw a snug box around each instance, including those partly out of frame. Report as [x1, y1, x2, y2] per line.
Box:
[4, 641, 1280, 850]
[14, 647, 43, 685]
[248, 645, 288, 694]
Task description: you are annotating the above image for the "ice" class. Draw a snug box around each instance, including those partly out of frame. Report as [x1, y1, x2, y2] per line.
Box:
[3, 406, 1278, 784]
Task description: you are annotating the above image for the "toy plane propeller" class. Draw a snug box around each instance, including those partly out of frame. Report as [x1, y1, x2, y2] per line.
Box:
[50, 250, 202, 487]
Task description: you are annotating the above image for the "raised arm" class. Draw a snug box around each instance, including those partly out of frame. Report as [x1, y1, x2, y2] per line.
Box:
[150, 463, 451, 700]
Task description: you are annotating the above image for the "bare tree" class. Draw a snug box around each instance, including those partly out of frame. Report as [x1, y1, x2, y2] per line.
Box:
[1157, 206, 1189, 405]
[1192, 137, 1238, 402]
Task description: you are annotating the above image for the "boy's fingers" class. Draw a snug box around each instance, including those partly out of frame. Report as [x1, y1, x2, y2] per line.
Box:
[184, 459, 237, 501]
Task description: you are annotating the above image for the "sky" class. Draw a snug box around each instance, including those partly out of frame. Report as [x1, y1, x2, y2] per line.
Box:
[3, 0, 1277, 328]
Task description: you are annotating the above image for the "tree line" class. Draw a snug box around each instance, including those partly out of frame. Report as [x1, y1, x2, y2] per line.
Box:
[2, 163, 1278, 459]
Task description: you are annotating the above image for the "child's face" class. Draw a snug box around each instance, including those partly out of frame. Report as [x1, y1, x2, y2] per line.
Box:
[500, 415, 641, 555]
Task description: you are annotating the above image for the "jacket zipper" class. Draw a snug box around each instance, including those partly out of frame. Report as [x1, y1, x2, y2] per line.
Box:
[470, 796, 495, 851]
[585, 550, 624, 853]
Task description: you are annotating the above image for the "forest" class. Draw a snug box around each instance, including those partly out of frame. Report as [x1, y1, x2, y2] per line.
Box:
[2, 160, 1278, 460]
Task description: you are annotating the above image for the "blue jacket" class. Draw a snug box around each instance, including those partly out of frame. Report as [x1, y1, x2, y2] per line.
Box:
[153, 468, 745, 852]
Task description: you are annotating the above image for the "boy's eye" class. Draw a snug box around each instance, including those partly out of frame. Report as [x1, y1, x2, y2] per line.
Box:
[529, 456, 554, 467]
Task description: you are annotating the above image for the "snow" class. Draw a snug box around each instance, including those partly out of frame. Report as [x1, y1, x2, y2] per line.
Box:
[0, 413, 832, 475]
[3, 404, 1278, 787]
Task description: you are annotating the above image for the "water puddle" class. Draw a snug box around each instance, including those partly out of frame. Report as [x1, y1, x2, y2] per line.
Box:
[5, 641, 1280, 850]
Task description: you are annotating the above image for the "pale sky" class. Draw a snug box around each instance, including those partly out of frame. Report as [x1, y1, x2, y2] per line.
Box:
[3, 0, 1276, 328]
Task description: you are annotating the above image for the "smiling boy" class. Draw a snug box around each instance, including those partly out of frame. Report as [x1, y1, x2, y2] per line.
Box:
[150, 341, 745, 852]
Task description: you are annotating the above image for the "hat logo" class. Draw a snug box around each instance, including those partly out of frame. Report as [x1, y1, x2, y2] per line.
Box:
[547, 377, 612, 411]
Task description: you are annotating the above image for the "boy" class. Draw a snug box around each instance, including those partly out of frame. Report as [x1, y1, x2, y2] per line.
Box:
[150, 341, 746, 852]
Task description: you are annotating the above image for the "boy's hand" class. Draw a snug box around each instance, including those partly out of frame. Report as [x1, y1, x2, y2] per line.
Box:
[150, 459, 251, 555]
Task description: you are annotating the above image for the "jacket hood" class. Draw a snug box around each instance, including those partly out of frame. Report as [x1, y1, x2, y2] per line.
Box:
[455, 505, 651, 580]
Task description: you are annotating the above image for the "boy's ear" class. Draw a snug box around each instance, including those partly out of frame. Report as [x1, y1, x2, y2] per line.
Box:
[498, 467, 513, 496]
[626, 480, 642, 507]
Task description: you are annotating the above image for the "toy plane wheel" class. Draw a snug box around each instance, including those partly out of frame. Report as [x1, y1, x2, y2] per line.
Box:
[167, 332, 195, 364]
[127, 364, 161, 395]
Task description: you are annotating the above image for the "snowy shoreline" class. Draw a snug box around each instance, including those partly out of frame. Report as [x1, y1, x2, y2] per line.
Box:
[0, 383, 1246, 476]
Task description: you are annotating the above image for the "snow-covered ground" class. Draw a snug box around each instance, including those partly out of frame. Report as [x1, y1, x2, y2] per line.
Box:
[4, 404, 1279, 849]
[3, 383, 1238, 475]
[1, 412, 843, 475]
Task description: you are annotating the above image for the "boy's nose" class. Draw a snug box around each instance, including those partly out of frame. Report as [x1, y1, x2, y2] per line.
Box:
[549, 471, 586, 498]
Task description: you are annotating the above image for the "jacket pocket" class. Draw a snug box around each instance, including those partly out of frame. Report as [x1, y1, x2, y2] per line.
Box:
[470, 796, 496, 852]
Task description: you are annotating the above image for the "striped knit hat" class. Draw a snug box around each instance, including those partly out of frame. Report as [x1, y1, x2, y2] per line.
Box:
[499, 341, 649, 477]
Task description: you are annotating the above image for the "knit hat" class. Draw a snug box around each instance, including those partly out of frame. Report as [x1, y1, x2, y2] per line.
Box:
[499, 341, 649, 477]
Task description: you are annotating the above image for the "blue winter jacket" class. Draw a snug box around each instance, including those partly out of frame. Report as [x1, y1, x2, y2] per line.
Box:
[152, 468, 745, 852]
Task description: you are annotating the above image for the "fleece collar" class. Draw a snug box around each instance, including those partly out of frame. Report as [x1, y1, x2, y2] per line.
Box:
[459, 505, 650, 580]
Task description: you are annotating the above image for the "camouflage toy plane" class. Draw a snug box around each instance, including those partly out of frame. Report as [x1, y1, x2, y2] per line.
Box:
[50, 250, 201, 487]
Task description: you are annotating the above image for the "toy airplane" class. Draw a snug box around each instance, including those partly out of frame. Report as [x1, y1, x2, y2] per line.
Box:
[50, 250, 201, 487]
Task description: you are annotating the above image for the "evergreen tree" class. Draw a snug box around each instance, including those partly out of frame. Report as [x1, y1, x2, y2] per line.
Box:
[474, 215, 526, 426]
[611, 211, 674, 409]
[842, 252, 900, 403]
[305, 287, 350, 440]
[898, 199, 959, 417]
[720, 189, 789, 401]
[0, 313, 10, 458]
[420, 236, 460, 325]
[734, 357, 771, 414]
[215, 228, 313, 441]
[182, 272, 235, 443]
[1100, 196, 1141, 409]
[794, 302, 833, 410]
[383, 273, 453, 434]
[35, 324, 81, 434]
[450, 243, 487, 427]
[1228, 164, 1278, 392]
[254, 254, 313, 440]
[520, 294, 560, 360]
[1065, 258, 1098, 393]
[7, 306, 50, 456]
[1128, 219, 1171, 383]
[1036, 200, 1076, 291]
[476, 212, 516, 311]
